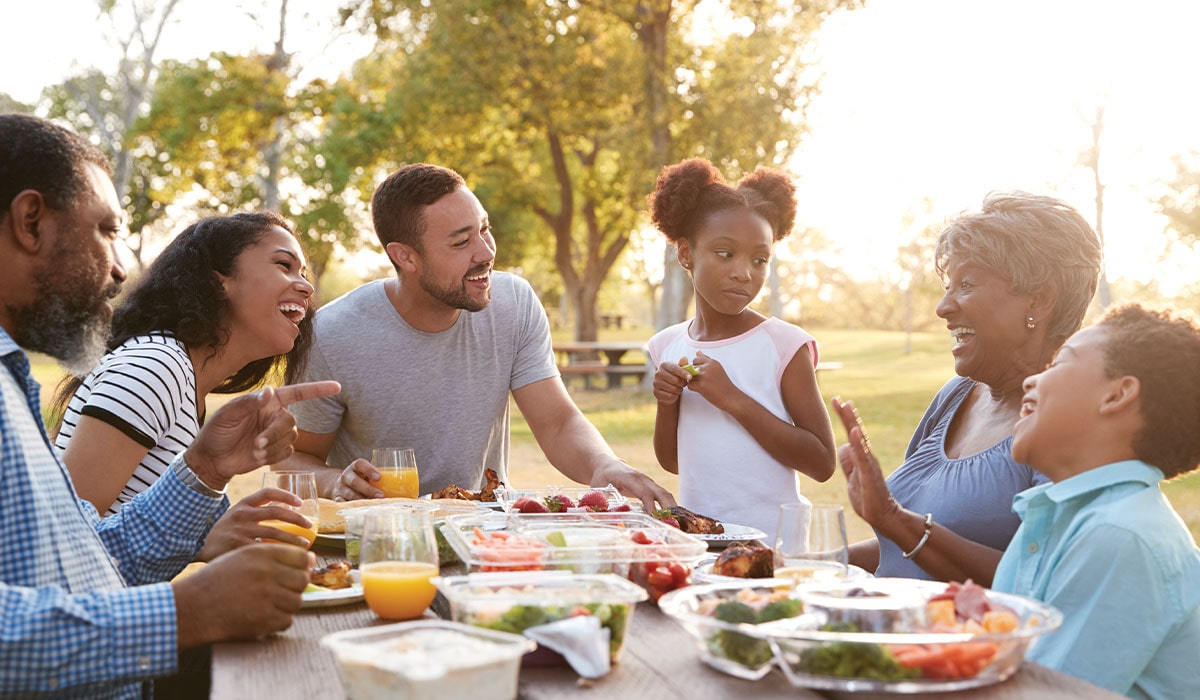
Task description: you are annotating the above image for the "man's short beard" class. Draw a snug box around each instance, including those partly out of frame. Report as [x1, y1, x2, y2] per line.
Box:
[11, 260, 114, 377]
[418, 266, 490, 312]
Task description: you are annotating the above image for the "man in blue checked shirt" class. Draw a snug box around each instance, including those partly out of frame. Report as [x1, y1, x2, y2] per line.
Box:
[0, 114, 340, 699]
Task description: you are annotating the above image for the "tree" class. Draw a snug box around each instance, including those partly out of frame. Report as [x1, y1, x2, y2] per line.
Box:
[1078, 103, 1112, 308]
[0, 92, 33, 114]
[339, 0, 859, 340]
[1158, 150, 1200, 246]
[41, 0, 183, 269]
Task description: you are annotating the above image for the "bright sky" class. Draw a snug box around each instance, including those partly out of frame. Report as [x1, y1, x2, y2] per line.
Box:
[3, 0, 1198, 290]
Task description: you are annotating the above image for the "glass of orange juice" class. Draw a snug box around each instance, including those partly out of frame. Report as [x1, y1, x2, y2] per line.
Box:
[370, 447, 420, 498]
[359, 509, 439, 620]
[259, 470, 320, 549]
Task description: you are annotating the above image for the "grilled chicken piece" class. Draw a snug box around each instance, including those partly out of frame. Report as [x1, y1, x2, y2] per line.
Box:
[310, 560, 353, 589]
[712, 542, 775, 578]
[429, 484, 479, 501]
[478, 469, 502, 502]
[666, 505, 725, 535]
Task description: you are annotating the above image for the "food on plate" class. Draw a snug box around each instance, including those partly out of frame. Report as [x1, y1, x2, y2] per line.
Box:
[319, 496, 459, 534]
[431, 469, 504, 502]
[310, 560, 353, 589]
[795, 629, 921, 682]
[712, 542, 774, 578]
[654, 505, 725, 535]
[698, 587, 803, 668]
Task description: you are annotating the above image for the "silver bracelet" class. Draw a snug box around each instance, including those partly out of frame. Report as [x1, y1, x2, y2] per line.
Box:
[172, 453, 225, 499]
[901, 513, 934, 559]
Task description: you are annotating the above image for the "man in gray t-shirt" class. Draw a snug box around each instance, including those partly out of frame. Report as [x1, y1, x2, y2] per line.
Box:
[282, 163, 675, 509]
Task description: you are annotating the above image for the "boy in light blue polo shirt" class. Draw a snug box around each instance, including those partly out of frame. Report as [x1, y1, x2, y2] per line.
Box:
[995, 305, 1200, 700]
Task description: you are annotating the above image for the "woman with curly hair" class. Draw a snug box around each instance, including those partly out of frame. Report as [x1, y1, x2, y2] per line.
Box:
[646, 158, 836, 541]
[51, 211, 316, 558]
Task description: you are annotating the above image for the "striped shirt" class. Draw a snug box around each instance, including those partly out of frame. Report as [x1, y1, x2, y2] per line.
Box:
[54, 333, 199, 515]
[1, 328, 226, 698]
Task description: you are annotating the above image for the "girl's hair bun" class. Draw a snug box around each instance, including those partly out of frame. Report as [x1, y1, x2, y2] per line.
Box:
[649, 158, 726, 242]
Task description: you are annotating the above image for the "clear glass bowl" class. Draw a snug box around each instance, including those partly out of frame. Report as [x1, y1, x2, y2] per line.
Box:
[493, 485, 630, 513]
[658, 580, 815, 680]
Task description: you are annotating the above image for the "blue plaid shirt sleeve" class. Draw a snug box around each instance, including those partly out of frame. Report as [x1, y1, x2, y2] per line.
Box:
[0, 580, 177, 696]
[95, 460, 229, 586]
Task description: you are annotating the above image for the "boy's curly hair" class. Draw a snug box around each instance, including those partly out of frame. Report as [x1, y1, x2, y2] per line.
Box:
[648, 158, 797, 243]
[1099, 305, 1200, 479]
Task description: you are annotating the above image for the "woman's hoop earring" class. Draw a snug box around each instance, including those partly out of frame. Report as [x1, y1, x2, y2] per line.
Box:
[1026, 315, 1036, 330]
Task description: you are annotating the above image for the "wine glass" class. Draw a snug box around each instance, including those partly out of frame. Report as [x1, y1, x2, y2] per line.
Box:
[259, 470, 320, 549]
[774, 503, 850, 582]
[370, 447, 420, 498]
[359, 509, 439, 620]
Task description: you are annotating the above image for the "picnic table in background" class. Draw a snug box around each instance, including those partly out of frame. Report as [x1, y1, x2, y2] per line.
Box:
[553, 341, 844, 391]
[554, 341, 648, 389]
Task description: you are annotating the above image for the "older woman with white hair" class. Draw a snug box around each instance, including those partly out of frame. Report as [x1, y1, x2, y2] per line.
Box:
[833, 192, 1103, 584]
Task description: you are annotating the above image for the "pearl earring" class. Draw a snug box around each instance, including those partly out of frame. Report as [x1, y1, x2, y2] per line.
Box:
[1026, 315, 1036, 329]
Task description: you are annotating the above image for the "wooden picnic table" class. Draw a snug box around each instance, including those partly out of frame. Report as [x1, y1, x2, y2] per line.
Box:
[209, 545, 1124, 699]
[554, 341, 648, 390]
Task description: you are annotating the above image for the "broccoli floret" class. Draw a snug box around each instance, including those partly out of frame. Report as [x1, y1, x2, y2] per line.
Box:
[758, 599, 802, 623]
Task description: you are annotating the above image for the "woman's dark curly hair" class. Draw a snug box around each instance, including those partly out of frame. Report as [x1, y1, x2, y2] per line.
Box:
[648, 158, 798, 243]
[51, 212, 314, 425]
[1097, 304, 1200, 479]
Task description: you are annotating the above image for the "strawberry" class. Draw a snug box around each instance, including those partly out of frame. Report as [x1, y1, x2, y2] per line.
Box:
[654, 509, 681, 529]
[578, 490, 610, 512]
[513, 497, 549, 514]
[630, 530, 655, 545]
[542, 494, 575, 512]
[610, 503, 632, 512]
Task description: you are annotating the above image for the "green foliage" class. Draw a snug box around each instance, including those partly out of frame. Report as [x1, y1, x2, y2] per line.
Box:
[1158, 150, 1200, 245]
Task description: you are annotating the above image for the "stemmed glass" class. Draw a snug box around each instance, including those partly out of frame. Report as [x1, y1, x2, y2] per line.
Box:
[359, 509, 439, 620]
[370, 447, 420, 498]
[774, 503, 850, 581]
[260, 470, 320, 549]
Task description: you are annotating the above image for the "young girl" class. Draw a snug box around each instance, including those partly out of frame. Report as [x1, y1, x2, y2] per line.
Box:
[52, 211, 317, 557]
[647, 158, 836, 541]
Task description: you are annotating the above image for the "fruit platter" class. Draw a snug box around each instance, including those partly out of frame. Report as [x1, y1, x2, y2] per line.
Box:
[494, 485, 632, 514]
[659, 578, 1062, 692]
[438, 511, 708, 601]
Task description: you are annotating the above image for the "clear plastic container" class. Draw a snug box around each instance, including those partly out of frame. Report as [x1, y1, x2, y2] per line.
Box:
[438, 511, 707, 599]
[321, 619, 534, 700]
[433, 571, 648, 663]
[493, 485, 629, 513]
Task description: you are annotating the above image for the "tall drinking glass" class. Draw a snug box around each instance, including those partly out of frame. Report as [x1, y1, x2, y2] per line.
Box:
[260, 470, 320, 549]
[359, 509, 439, 620]
[371, 447, 420, 498]
[774, 503, 849, 582]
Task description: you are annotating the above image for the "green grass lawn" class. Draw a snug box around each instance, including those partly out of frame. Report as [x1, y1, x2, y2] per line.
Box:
[27, 330, 1200, 545]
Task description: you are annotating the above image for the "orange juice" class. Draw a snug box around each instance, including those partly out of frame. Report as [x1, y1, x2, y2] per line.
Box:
[261, 519, 318, 549]
[361, 561, 438, 619]
[375, 468, 419, 498]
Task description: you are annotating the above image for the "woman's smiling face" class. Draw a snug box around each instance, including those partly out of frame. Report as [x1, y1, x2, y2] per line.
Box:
[936, 258, 1043, 390]
[218, 226, 313, 358]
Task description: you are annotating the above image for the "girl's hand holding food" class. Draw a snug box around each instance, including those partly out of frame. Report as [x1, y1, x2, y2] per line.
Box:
[653, 356, 693, 405]
[683, 351, 737, 410]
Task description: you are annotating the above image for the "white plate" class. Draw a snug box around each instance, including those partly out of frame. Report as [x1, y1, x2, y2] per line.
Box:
[693, 558, 870, 584]
[694, 523, 767, 544]
[301, 583, 363, 609]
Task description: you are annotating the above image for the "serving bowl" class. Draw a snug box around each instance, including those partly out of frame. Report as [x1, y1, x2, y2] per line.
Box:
[660, 578, 1062, 692]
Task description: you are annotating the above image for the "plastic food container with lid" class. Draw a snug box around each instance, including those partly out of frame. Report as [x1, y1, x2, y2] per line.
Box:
[320, 619, 534, 700]
[433, 571, 648, 663]
[438, 511, 707, 599]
